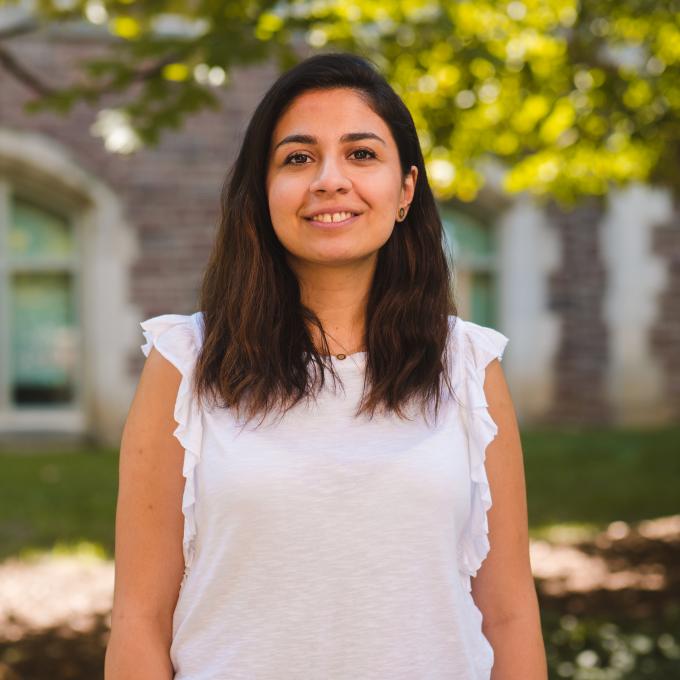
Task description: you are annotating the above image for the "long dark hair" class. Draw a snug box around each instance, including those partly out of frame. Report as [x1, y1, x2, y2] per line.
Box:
[195, 51, 458, 427]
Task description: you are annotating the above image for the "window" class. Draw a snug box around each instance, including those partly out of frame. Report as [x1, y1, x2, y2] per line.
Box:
[440, 206, 500, 326]
[0, 192, 82, 418]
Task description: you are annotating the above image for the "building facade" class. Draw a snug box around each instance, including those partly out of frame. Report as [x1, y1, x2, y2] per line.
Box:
[1, 25, 678, 447]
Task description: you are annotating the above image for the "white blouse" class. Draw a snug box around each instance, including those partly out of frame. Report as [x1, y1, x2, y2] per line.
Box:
[140, 312, 509, 680]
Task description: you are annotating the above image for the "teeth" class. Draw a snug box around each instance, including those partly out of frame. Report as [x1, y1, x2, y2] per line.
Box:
[310, 211, 355, 223]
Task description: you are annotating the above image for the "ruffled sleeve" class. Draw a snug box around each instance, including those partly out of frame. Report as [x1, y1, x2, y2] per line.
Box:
[140, 311, 205, 584]
[448, 316, 510, 593]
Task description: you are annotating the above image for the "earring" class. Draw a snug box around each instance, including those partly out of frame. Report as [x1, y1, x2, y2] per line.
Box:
[398, 207, 405, 220]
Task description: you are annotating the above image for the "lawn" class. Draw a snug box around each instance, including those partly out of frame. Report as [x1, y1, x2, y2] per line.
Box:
[522, 423, 680, 536]
[1, 424, 678, 561]
[0, 447, 119, 561]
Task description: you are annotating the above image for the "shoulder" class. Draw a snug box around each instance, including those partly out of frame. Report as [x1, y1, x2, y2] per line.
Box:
[447, 315, 509, 367]
[140, 311, 205, 376]
[135, 311, 205, 455]
[446, 315, 509, 400]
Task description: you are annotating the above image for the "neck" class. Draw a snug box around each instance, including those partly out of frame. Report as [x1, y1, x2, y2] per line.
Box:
[290, 255, 375, 355]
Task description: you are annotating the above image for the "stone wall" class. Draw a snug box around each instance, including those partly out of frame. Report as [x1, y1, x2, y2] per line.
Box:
[544, 198, 614, 426]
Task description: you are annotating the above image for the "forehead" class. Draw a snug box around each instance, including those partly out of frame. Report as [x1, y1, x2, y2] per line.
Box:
[272, 88, 391, 141]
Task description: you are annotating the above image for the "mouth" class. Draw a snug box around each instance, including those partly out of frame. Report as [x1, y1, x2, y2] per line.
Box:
[304, 213, 361, 229]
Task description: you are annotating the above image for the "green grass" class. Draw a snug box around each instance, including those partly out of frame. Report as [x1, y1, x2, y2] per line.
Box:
[522, 424, 680, 537]
[0, 447, 119, 561]
[0, 424, 678, 561]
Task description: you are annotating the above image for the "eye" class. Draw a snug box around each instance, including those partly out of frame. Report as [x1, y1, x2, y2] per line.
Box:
[351, 148, 378, 161]
[282, 148, 378, 166]
[283, 152, 311, 165]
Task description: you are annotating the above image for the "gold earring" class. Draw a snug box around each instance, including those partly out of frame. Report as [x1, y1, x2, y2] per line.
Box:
[398, 207, 405, 220]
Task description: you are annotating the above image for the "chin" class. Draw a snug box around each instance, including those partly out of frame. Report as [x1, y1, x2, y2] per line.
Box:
[293, 245, 367, 264]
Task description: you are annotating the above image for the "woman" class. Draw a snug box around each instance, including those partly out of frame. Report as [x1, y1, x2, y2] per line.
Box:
[105, 52, 547, 679]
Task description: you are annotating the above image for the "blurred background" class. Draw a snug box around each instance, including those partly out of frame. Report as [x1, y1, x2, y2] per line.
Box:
[0, 0, 678, 678]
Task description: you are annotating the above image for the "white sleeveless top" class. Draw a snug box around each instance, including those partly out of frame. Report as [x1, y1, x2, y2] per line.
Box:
[140, 312, 509, 680]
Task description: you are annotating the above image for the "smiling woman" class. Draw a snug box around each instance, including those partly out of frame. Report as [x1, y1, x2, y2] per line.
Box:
[187, 53, 457, 424]
[106, 52, 546, 680]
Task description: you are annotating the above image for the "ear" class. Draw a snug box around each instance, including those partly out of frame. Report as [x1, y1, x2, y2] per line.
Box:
[400, 165, 418, 211]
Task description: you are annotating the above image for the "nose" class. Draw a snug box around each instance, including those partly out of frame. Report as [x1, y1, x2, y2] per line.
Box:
[308, 156, 352, 194]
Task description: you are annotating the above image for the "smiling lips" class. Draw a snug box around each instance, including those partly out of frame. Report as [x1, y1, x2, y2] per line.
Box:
[305, 210, 361, 227]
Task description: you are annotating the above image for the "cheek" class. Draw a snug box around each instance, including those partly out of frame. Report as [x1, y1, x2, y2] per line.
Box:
[267, 178, 296, 217]
[267, 181, 301, 249]
[362, 168, 403, 209]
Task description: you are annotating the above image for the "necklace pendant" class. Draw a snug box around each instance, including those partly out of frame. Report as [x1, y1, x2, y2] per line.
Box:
[336, 353, 347, 360]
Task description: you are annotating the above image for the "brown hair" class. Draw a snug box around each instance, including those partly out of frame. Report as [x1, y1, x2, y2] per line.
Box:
[195, 51, 458, 427]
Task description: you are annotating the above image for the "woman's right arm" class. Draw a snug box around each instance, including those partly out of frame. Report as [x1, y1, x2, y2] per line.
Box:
[105, 347, 187, 680]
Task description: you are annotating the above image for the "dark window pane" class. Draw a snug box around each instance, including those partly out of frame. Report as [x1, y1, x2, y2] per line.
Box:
[10, 271, 79, 406]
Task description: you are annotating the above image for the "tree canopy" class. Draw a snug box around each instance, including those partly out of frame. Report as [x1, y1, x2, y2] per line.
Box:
[1, 0, 678, 204]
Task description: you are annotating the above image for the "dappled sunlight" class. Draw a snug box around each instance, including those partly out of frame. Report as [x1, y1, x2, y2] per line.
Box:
[531, 515, 679, 596]
[532, 515, 680, 677]
[0, 545, 112, 643]
[532, 542, 666, 595]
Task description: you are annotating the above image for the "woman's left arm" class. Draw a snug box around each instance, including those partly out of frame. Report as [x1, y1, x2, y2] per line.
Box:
[471, 358, 548, 680]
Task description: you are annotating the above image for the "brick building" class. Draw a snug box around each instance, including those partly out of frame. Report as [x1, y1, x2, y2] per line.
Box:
[1, 20, 678, 447]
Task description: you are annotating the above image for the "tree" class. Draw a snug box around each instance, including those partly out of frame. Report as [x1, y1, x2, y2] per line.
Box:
[1, 0, 678, 204]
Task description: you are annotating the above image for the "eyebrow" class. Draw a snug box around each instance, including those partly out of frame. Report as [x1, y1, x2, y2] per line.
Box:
[273, 131, 387, 152]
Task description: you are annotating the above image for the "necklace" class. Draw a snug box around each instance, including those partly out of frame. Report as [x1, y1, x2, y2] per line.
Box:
[323, 329, 365, 362]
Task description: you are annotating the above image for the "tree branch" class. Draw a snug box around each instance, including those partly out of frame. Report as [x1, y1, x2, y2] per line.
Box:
[0, 35, 189, 102]
[0, 16, 40, 40]
[0, 42, 56, 96]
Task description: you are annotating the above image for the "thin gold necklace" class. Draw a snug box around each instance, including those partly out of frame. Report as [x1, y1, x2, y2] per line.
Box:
[323, 329, 365, 361]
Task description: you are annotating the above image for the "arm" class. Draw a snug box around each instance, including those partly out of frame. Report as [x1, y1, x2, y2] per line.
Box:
[471, 358, 548, 680]
[104, 347, 187, 680]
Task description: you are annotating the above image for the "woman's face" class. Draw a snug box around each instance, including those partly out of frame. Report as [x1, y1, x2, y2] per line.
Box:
[265, 87, 417, 268]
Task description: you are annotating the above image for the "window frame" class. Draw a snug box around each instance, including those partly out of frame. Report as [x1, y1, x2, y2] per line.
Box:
[0, 178, 86, 433]
[439, 203, 501, 326]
